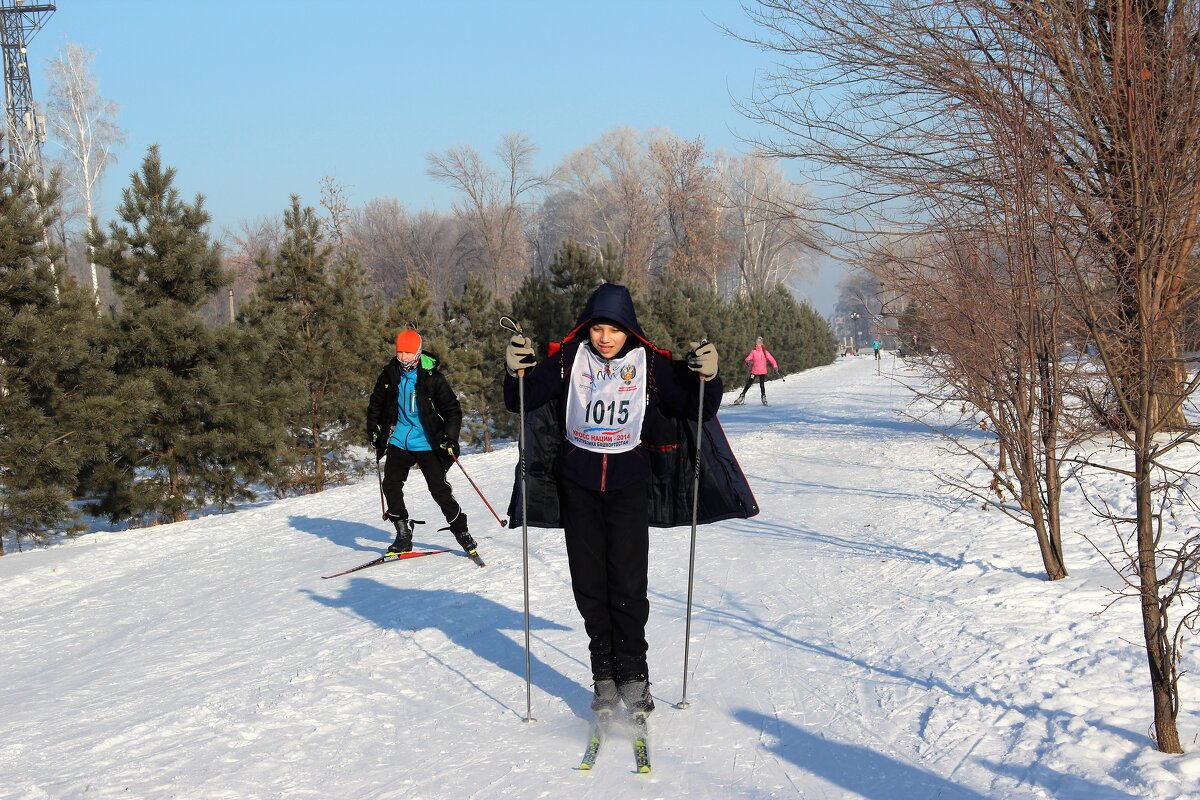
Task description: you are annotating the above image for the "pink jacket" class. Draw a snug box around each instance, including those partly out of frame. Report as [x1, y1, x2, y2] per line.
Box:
[744, 345, 778, 376]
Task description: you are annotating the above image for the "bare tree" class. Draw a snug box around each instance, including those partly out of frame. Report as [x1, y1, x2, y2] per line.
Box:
[215, 215, 283, 325]
[557, 126, 666, 288]
[740, 0, 1200, 752]
[318, 174, 351, 253]
[717, 153, 820, 295]
[348, 198, 463, 304]
[43, 43, 126, 310]
[426, 132, 555, 295]
[650, 133, 729, 290]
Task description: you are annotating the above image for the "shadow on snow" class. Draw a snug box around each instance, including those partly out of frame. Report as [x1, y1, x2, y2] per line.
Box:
[290, 514, 477, 556]
[302, 578, 583, 720]
[289, 514, 389, 553]
[688, 599, 1148, 750]
[736, 709, 1137, 799]
[734, 708, 992, 799]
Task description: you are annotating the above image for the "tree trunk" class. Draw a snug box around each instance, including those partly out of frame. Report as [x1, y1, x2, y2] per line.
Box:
[311, 422, 325, 493]
[168, 455, 186, 524]
[1135, 448, 1183, 753]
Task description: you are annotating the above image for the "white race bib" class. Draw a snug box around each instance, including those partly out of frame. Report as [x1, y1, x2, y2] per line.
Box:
[564, 345, 647, 453]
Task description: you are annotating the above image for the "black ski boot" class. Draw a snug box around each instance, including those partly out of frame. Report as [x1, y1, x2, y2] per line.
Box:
[618, 679, 655, 715]
[455, 532, 479, 556]
[449, 512, 478, 557]
[386, 517, 415, 554]
[591, 678, 619, 712]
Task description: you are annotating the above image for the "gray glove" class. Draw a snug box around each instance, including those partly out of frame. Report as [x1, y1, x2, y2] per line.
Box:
[686, 341, 718, 379]
[506, 334, 537, 376]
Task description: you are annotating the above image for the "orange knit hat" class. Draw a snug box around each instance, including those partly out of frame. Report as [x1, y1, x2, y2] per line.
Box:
[395, 330, 422, 354]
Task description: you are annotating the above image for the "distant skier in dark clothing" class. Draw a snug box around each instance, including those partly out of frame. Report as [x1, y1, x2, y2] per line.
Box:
[502, 283, 722, 717]
[732, 336, 779, 406]
[366, 329, 478, 560]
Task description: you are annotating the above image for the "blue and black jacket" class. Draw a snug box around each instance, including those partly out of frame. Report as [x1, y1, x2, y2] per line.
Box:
[366, 352, 462, 469]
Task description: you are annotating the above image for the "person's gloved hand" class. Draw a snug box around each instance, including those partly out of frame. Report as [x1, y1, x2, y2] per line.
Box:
[371, 426, 386, 461]
[506, 334, 537, 376]
[438, 438, 458, 458]
[686, 341, 718, 379]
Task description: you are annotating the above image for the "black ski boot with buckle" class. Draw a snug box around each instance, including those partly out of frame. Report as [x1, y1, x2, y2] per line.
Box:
[386, 517, 416, 554]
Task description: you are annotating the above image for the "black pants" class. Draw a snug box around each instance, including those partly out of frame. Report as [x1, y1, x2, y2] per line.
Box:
[382, 446, 464, 530]
[559, 478, 650, 685]
[739, 373, 767, 399]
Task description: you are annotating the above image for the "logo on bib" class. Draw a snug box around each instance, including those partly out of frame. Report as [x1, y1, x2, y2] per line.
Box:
[620, 363, 637, 384]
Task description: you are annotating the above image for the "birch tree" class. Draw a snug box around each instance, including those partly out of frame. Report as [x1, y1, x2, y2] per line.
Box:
[43, 43, 126, 310]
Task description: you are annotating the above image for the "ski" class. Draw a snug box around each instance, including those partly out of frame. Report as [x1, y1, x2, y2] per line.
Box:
[578, 710, 612, 770]
[630, 712, 651, 774]
[320, 549, 450, 579]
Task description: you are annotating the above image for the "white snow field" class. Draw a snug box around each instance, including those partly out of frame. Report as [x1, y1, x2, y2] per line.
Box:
[3, 355, 1200, 799]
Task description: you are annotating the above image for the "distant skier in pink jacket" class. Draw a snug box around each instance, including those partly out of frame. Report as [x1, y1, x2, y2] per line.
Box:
[732, 337, 779, 406]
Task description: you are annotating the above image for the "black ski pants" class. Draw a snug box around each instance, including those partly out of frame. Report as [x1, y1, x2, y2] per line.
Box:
[382, 445, 464, 531]
[739, 373, 767, 400]
[559, 477, 651, 686]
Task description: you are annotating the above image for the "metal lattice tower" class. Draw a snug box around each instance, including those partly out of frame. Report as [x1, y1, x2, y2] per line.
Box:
[0, 0, 55, 181]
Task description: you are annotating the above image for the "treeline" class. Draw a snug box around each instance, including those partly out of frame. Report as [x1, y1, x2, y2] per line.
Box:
[76, 128, 820, 324]
[2, 146, 835, 552]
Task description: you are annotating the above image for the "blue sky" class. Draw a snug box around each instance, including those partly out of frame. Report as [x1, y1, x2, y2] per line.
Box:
[30, 0, 842, 312]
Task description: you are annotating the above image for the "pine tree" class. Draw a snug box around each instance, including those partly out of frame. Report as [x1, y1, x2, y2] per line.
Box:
[0, 166, 120, 551]
[241, 196, 375, 495]
[510, 239, 624, 350]
[85, 146, 255, 525]
[385, 277, 446, 357]
[733, 286, 836, 374]
[386, 278, 441, 335]
[641, 275, 727, 354]
[441, 276, 513, 450]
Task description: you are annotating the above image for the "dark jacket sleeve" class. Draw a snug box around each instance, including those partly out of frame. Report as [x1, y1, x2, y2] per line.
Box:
[431, 372, 462, 443]
[655, 356, 723, 421]
[366, 367, 390, 446]
[503, 352, 564, 413]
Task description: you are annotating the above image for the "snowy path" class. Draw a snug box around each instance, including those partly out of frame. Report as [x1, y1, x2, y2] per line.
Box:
[2, 356, 1197, 799]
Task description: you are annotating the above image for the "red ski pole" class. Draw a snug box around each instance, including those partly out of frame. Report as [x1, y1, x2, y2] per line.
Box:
[450, 451, 508, 528]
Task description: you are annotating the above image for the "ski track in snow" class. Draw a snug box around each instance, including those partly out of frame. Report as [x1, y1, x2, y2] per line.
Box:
[2, 356, 1199, 799]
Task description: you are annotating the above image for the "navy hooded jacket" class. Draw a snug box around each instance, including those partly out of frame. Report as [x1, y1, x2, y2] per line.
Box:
[504, 283, 758, 528]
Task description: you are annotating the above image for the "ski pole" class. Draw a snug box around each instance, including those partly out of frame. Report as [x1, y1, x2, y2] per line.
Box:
[678, 339, 708, 710]
[375, 455, 387, 521]
[501, 315, 535, 723]
[449, 450, 507, 528]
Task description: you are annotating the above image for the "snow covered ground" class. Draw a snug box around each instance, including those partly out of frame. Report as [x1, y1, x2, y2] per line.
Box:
[3, 355, 1199, 799]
